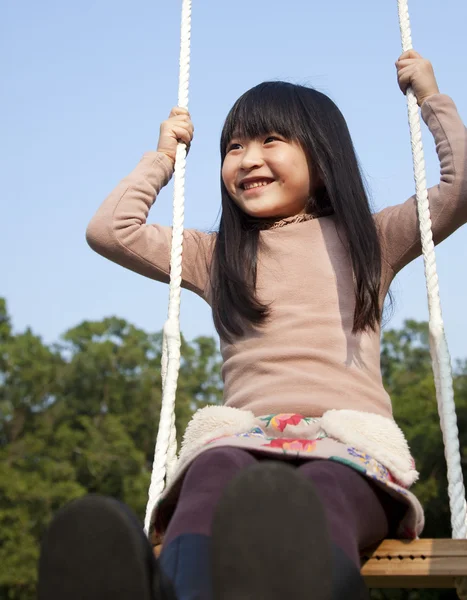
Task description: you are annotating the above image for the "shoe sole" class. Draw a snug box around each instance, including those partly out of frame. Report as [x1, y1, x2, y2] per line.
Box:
[37, 495, 159, 600]
[211, 461, 333, 600]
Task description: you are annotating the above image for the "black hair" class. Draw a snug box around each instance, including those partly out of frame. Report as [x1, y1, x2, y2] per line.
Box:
[211, 81, 386, 342]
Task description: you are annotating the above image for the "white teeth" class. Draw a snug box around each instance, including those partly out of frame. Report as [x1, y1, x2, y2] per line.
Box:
[243, 180, 271, 190]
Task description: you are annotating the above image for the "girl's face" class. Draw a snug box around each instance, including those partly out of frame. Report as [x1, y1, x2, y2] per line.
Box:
[222, 133, 317, 219]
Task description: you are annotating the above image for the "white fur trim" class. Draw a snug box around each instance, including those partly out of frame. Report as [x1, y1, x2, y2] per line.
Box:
[170, 405, 419, 489]
[173, 406, 256, 481]
[320, 409, 419, 487]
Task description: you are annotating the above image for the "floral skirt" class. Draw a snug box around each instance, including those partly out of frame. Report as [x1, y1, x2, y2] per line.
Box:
[154, 413, 424, 540]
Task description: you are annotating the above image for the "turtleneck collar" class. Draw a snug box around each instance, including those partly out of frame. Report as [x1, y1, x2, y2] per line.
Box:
[247, 207, 334, 231]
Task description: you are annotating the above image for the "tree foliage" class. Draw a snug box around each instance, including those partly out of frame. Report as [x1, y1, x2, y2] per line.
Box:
[0, 301, 465, 600]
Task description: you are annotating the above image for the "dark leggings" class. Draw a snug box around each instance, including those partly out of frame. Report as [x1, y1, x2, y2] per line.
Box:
[163, 447, 403, 567]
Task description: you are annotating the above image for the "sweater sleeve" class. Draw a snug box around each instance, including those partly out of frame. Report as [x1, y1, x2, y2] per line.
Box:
[85, 151, 214, 299]
[375, 94, 467, 276]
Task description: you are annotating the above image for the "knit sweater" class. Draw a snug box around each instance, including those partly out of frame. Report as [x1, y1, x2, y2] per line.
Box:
[86, 94, 467, 422]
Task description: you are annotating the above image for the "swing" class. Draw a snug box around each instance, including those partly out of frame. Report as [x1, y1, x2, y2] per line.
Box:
[145, 0, 467, 596]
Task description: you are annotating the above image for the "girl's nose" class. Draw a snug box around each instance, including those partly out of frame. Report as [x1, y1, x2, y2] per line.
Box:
[239, 145, 265, 170]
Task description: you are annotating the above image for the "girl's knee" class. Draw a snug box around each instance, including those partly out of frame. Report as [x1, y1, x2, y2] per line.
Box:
[298, 459, 347, 488]
[185, 447, 257, 480]
[298, 459, 369, 493]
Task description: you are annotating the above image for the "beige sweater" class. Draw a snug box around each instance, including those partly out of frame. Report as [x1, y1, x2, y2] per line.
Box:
[86, 94, 467, 421]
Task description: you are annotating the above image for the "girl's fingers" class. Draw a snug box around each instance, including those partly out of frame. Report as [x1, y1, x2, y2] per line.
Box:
[397, 65, 415, 93]
[161, 117, 194, 135]
[157, 107, 194, 161]
[398, 49, 423, 61]
[397, 65, 414, 79]
[178, 114, 192, 122]
[172, 125, 193, 145]
[169, 118, 193, 131]
[166, 110, 194, 131]
[397, 64, 416, 79]
[396, 58, 417, 68]
[169, 106, 190, 118]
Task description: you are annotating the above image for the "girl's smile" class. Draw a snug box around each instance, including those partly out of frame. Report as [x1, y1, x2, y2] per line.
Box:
[241, 179, 275, 197]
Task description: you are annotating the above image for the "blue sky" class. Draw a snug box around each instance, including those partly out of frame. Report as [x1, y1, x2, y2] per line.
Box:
[2, 0, 466, 363]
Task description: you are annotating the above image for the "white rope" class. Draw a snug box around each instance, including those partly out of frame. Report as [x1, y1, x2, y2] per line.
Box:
[397, 0, 467, 596]
[144, 0, 192, 535]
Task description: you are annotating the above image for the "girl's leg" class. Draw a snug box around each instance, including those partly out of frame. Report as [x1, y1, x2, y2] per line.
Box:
[296, 459, 397, 566]
[295, 459, 395, 599]
[159, 447, 258, 600]
[163, 446, 258, 546]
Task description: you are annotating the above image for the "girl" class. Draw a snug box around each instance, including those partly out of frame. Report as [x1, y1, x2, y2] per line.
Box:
[38, 50, 466, 600]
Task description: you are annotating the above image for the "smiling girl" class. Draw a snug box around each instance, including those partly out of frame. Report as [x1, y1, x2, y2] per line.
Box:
[38, 50, 467, 600]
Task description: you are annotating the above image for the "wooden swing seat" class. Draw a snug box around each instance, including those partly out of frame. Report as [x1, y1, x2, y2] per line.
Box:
[361, 539, 467, 588]
[154, 538, 467, 589]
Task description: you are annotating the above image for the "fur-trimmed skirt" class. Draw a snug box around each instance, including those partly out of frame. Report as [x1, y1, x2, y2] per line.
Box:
[150, 407, 425, 541]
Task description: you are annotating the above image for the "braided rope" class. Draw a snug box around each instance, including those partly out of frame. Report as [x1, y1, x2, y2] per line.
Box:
[397, 0, 467, 596]
[144, 0, 192, 535]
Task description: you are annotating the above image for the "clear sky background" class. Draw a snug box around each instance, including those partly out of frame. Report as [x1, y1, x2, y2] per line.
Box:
[2, 0, 466, 362]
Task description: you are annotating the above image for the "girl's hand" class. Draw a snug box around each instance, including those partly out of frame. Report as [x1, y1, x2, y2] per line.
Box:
[396, 50, 440, 106]
[157, 106, 194, 166]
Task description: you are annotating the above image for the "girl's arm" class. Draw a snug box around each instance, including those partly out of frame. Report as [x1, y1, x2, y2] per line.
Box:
[86, 107, 213, 299]
[375, 53, 467, 275]
[85, 150, 214, 298]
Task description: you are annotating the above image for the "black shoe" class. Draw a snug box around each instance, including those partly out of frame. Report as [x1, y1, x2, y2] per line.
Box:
[37, 494, 176, 600]
[211, 462, 333, 600]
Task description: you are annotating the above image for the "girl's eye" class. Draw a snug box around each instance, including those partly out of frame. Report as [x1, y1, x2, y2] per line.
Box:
[227, 136, 280, 152]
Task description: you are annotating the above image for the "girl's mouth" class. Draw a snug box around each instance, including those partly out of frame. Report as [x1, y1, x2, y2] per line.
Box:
[241, 181, 274, 196]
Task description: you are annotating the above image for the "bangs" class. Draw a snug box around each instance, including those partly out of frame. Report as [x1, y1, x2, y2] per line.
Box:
[220, 82, 303, 158]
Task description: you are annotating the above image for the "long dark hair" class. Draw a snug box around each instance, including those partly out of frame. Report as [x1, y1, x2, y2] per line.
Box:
[211, 81, 384, 342]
